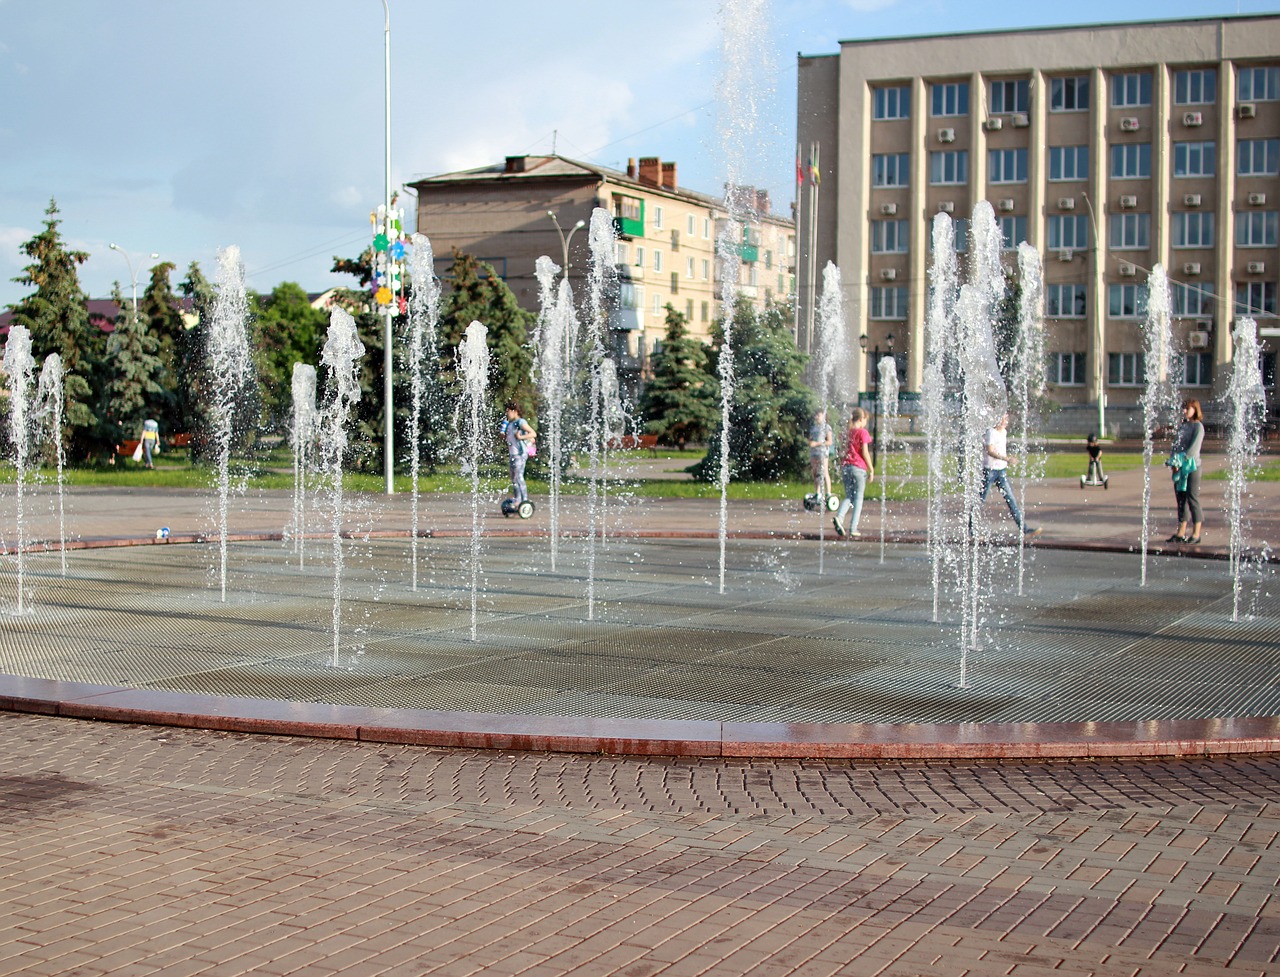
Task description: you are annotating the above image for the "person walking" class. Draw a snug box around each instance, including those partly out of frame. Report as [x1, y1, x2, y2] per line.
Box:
[1166, 398, 1205, 545]
[140, 419, 160, 469]
[977, 413, 1040, 537]
[501, 401, 536, 505]
[832, 408, 873, 538]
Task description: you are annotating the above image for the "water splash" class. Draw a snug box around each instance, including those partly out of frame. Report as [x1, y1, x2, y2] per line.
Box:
[4, 326, 36, 613]
[35, 353, 66, 576]
[207, 247, 253, 603]
[813, 261, 848, 567]
[583, 208, 618, 620]
[406, 233, 443, 591]
[1011, 242, 1045, 596]
[457, 321, 490, 642]
[290, 363, 318, 566]
[1225, 317, 1266, 621]
[531, 257, 577, 571]
[1139, 265, 1177, 586]
[924, 214, 960, 623]
[320, 309, 365, 665]
[876, 354, 899, 565]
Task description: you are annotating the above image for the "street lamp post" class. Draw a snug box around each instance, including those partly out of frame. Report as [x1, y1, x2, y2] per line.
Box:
[108, 244, 160, 324]
[547, 211, 586, 281]
[381, 0, 395, 495]
[859, 331, 894, 467]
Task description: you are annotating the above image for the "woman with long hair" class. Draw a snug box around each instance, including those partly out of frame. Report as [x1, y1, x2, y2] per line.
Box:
[1167, 399, 1205, 545]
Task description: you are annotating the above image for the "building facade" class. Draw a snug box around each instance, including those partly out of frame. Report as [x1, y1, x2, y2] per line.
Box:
[408, 154, 796, 380]
[797, 15, 1280, 431]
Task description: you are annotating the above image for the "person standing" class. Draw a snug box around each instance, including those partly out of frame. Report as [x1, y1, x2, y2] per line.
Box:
[808, 408, 834, 501]
[140, 419, 160, 469]
[977, 413, 1040, 537]
[832, 408, 873, 538]
[1167, 399, 1205, 545]
[501, 401, 536, 504]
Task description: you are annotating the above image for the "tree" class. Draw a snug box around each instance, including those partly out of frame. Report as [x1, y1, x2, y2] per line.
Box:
[176, 261, 216, 457]
[251, 282, 327, 430]
[102, 282, 167, 445]
[139, 260, 186, 417]
[7, 199, 107, 459]
[691, 298, 814, 482]
[638, 305, 718, 448]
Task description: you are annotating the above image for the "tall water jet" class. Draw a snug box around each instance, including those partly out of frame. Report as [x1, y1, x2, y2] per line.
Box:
[876, 354, 899, 565]
[582, 208, 618, 619]
[457, 321, 490, 642]
[319, 309, 365, 665]
[406, 233, 443, 591]
[1139, 264, 1177, 586]
[35, 353, 66, 576]
[1225, 316, 1267, 621]
[1010, 242, 1046, 596]
[4, 326, 36, 613]
[290, 363, 318, 566]
[532, 257, 577, 571]
[813, 261, 849, 568]
[207, 247, 253, 603]
[598, 356, 625, 546]
[924, 213, 960, 623]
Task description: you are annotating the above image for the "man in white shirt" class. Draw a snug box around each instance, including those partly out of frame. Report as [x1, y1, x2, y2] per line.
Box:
[978, 413, 1039, 537]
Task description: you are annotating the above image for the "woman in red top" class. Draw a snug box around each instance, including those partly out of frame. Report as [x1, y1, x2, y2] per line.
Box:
[832, 408, 874, 537]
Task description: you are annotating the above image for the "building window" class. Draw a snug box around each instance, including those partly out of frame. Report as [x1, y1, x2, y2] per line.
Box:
[929, 150, 968, 185]
[1046, 284, 1087, 318]
[931, 81, 969, 117]
[653, 206, 663, 229]
[1050, 75, 1090, 112]
[652, 293, 661, 315]
[989, 148, 1028, 183]
[873, 85, 910, 120]
[653, 250, 662, 273]
[1183, 352, 1213, 387]
[765, 250, 773, 270]
[1173, 141, 1216, 177]
[687, 257, 695, 278]
[1047, 214, 1090, 251]
[1237, 211, 1279, 247]
[1109, 284, 1148, 318]
[1173, 282, 1215, 317]
[671, 272, 679, 295]
[870, 286, 908, 319]
[926, 217, 971, 253]
[1172, 212, 1215, 248]
[870, 219, 909, 253]
[1174, 69, 1216, 105]
[703, 218, 711, 239]
[1048, 145, 1089, 181]
[701, 259, 710, 280]
[687, 214, 696, 235]
[699, 301, 708, 322]
[1238, 66, 1280, 102]
[1110, 213, 1151, 249]
[635, 246, 644, 268]
[1239, 139, 1280, 176]
[872, 153, 910, 187]
[989, 78, 1029, 114]
[1110, 143, 1151, 179]
[998, 216, 1027, 251]
[685, 299, 694, 321]
[1047, 352, 1087, 385]
[1111, 71, 1152, 107]
[1237, 282, 1278, 316]
[1108, 351, 1146, 386]
[615, 242, 628, 265]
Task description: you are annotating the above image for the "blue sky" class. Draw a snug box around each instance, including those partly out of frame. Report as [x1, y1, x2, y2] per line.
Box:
[1, 0, 1274, 308]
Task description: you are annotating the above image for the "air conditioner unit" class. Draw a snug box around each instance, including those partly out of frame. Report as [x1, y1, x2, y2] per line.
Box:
[1248, 192, 1267, 206]
[1183, 111, 1203, 127]
[1183, 262, 1202, 276]
[1119, 195, 1138, 209]
[938, 201, 955, 214]
[1011, 113, 1030, 128]
[880, 202, 899, 216]
[1057, 249, 1074, 262]
[1119, 262, 1137, 277]
[1238, 103, 1257, 119]
[983, 117, 1003, 131]
[1119, 117, 1141, 132]
[1183, 193, 1202, 207]
[880, 268, 898, 281]
[1057, 196, 1076, 210]
[1247, 261, 1266, 274]
[1188, 330, 1210, 349]
[997, 198, 1015, 212]
[938, 127, 956, 143]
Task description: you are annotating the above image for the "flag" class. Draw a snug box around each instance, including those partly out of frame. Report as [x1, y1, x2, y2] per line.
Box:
[808, 154, 821, 187]
[796, 146, 804, 188]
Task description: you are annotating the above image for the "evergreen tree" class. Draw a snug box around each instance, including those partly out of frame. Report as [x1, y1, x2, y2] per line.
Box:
[330, 249, 390, 471]
[7, 199, 106, 459]
[638, 305, 718, 448]
[139, 260, 186, 415]
[177, 261, 215, 457]
[103, 282, 166, 445]
[251, 282, 327, 431]
[691, 298, 814, 482]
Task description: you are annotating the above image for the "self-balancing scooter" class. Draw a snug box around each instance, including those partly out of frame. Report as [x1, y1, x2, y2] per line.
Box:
[501, 497, 535, 519]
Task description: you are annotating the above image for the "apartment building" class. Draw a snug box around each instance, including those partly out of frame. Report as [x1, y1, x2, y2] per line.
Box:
[407, 154, 795, 380]
[797, 15, 1280, 429]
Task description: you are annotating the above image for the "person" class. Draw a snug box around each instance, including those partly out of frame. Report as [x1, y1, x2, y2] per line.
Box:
[501, 401, 536, 504]
[1166, 399, 1205, 545]
[977, 413, 1040, 537]
[1086, 432, 1103, 482]
[140, 419, 160, 469]
[832, 408, 873, 538]
[808, 408, 833, 501]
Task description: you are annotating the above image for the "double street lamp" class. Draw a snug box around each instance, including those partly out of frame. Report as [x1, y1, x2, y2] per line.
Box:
[108, 243, 159, 324]
[547, 211, 586, 280]
[858, 331, 894, 467]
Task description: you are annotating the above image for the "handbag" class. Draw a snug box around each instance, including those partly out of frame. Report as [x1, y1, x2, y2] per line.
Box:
[132, 443, 144, 462]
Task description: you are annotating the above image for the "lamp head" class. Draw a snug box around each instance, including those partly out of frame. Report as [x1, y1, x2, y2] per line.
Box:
[858, 333, 869, 352]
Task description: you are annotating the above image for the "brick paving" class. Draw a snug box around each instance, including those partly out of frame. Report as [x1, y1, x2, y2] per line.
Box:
[0, 711, 1277, 976]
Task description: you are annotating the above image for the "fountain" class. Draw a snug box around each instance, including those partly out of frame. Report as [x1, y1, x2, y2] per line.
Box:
[531, 258, 577, 572]
[582, 208, 618, 620]
[456, 321, 490, 642]
[4, 326, 36, 614]
[924, 213, 960, 623]
[1138, 265, 1178, 587]
[35, 353, 66, 576]
[1010, 242, 1045, 596]
[876, 353, 899, 565]
[812, 261, 849, 571]
[290, 363, 318, 566]
[1224, 316, 1267, 621]
[406, 233, 443, 591]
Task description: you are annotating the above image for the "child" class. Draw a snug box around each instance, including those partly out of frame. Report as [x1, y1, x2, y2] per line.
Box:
[832, 408, 874, 538]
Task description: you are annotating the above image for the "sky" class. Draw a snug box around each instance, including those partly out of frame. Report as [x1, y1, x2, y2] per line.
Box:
[1, 0, 1275, 309]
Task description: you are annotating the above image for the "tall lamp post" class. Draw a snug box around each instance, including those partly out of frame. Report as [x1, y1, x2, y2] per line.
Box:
[381, 0, 395, 495]
[547, 211, 586, 282]
[108, 243, 160, 324]
[858, 331, 894, 467]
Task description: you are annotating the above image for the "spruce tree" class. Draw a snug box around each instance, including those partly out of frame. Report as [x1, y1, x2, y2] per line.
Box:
[140, 260, 185, 415]
[103, 282, 166, 445]
[638, 305, 718, 448]
[177, 261, 215, 457]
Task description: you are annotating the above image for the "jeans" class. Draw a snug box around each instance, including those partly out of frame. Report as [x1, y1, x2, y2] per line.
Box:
[979, 467, 1027, 530]
[1176, 469, 1202, 525]
[835, 464, 868, 532]
[509, 453, 528, 502]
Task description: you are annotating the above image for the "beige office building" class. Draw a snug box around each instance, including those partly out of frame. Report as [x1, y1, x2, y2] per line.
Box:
[797, 15, 1279, 430]
[408, 155, 795, 380]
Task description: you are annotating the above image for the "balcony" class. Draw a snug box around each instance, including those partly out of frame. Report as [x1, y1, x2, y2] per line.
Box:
[608, 306, 644, 332]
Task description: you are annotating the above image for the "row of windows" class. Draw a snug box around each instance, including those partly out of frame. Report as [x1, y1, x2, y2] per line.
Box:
[871, 139, 1280, 187]
[872, 67, 1280, 120]
[868, 282, 1277, 321]
[1048, 352, 1216, 387]
[618, 246, 788, 276]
